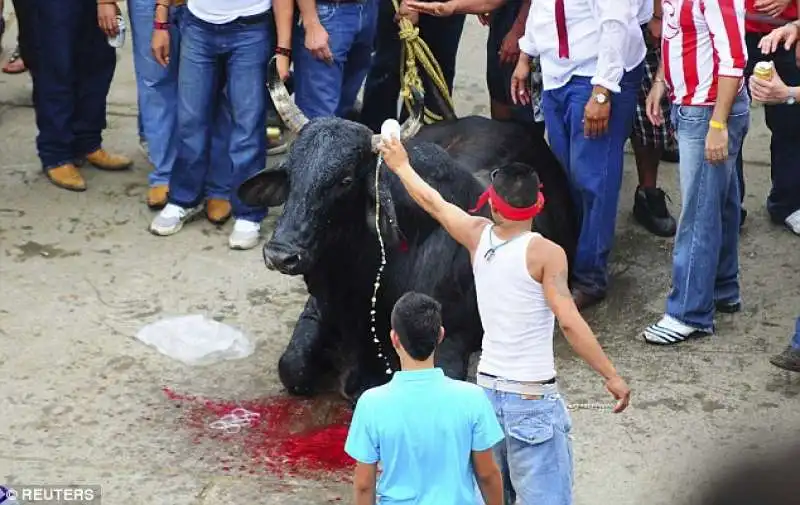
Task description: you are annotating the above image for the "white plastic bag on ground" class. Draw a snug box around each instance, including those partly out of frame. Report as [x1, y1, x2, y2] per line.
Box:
[135, 314, 254, 366]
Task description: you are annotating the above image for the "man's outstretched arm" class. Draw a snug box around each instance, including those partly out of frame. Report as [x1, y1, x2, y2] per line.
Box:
[537, 242, 631, 412]
[379, 138, 490, 255]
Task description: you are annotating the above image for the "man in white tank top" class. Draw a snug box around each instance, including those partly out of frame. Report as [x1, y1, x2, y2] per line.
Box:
[379, 138, 630, 505]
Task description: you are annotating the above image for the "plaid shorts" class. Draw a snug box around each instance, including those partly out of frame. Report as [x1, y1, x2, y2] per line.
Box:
[631, 26, 677, 151]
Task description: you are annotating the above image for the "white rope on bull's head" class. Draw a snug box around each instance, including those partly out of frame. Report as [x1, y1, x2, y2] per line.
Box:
[371, 119, 403, 377]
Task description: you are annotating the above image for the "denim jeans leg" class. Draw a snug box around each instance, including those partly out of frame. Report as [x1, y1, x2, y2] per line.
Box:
[791, 317, 800, 350]
[560, 67, 642, 297]
[169, 13, 219, 209]
[128, 0, 182, 187]
[205, 85, 233, 201]
[337, 0, 378, 117]
[293, 3, 358, 119]
[503, 393, 574, 505]
[359, 0, 403, 132]
[225, 21, 269, 222]
[29, 0, 81, 170]
[666, 91, 749, 330]
[476, 388, 516, 505]
[763, 45, 800, 223]
[72, 0, 116, 158]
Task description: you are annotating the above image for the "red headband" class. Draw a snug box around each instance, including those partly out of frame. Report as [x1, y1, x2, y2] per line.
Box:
[469, 184, 545, 221]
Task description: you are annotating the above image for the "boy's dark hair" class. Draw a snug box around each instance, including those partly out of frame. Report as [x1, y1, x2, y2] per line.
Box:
[390, 292, 443, 361]
[492, 162, 541, 209]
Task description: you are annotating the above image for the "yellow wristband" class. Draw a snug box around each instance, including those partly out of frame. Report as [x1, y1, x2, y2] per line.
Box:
[709, 120, 726, 130]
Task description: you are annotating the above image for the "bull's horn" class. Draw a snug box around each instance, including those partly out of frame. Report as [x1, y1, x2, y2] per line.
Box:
[267, 55, 308, 134]
[370, 87, 425, 151]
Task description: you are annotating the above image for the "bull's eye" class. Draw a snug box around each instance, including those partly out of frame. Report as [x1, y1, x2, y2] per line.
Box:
[341, 176, 354, 186]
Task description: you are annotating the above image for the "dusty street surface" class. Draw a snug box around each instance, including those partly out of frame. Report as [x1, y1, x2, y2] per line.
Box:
[1, 9, 799, 505]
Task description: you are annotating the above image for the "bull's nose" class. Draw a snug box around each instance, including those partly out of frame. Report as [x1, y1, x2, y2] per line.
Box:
[264, 242, 305, 275]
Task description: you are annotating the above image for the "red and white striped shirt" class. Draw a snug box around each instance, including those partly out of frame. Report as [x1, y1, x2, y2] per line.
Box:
[661, 0, 747, 106]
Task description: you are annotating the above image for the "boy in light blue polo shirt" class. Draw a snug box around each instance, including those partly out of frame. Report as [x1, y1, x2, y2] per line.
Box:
[344, 292, 505, 505]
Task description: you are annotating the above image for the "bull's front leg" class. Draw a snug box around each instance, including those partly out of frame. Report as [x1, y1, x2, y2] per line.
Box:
[278, 295, 336, 396]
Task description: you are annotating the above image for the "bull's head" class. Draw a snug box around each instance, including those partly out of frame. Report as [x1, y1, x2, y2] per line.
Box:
[237, 57, 424, 275]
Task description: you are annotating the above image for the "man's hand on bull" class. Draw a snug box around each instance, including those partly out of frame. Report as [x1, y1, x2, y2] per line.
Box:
[304, 20, 333, 64]
[510, 54, 532, 105]
[405, 0, 456, 17]
[583, 85, 611, 139]
[378, 137, 411, 174]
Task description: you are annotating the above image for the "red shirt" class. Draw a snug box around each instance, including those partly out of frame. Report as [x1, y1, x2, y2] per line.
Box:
[746, 0, 798, 33]
[662, 0, 747, 105]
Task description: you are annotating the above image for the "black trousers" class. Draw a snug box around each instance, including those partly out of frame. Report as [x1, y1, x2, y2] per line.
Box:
[11, 0, 35, 71]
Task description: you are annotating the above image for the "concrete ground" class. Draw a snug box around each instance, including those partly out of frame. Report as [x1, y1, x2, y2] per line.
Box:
[1, 7, 799, 505]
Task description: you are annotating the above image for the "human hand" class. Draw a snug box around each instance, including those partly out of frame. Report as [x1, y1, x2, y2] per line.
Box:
[378, 137, 410, 173]
[151, 29, 171, 67]
[647, 17, 662, 42]
[754, 0, 791, 18]
[705, 125, 728, 164]
[404, 0, 455, 17]
[605, 376, 631, 413]
[584, 87, 610, 138]
[395, 0, 420, 24]
[510, 55, 531, 105]
[758, 23, 800, 54]
[97, 4, 119, 38]
[749, 71, 791, 104]
[646, 80, 667, 126]
[499, 25, 523, 65]
[276, 54, 291, 80]
[304, 21, 332, 63]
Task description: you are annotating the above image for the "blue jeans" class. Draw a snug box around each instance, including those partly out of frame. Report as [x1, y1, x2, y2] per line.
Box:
[360, 0, 464, 131]
[476, 387, 573, 505]
[791, 317, 800, 350]
[542, 64, 643, 297]
[129, 1, 232, 195]
[665, 88, 750, 331]
[169, 11, 269, 221]
[28, 0, 116, 170]
[293, 0, 378, 119]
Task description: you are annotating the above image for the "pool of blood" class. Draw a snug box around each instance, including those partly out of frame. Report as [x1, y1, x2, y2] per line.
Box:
[162, 387, 355, 480]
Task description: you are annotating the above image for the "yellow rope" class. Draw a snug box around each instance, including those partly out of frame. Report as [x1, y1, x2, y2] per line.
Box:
[393, 0, 456, 124]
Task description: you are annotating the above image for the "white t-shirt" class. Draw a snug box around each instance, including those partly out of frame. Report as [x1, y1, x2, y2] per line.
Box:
[637, 0, 654, 25]
[189, 0, 272, 24]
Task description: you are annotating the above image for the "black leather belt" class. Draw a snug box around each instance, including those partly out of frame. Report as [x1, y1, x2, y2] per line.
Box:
[234, 11, 270, 24]
[479, 372, 556, 384]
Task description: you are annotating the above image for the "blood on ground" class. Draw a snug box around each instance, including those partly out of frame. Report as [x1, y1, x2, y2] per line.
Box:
[162, 387, 355, 480]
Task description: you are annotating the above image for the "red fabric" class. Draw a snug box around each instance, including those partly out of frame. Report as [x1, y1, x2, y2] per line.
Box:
[469, 185, 546, 221]
[555, 0, 569, 59]
[745, 0, 797, 33]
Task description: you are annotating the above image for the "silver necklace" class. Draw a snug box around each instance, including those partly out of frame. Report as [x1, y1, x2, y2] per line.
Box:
[484, 225, 528, 261]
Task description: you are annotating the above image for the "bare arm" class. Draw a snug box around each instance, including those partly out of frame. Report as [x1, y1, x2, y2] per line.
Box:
[353, 462, 377, 505]
[472, 449, 503, 505]
[273, 0, 294, 50]
[445, 0, 508, 14]
[296, 0, 320, 25]
[511, 0, 531, 33]
[390, 160, 491, 255]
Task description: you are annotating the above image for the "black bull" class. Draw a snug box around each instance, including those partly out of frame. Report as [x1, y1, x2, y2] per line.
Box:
[238, 62, 580, 401]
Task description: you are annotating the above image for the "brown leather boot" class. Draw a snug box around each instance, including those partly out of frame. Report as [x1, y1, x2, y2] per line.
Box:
[206, 199, 232, 224]
[85, 148, 132, 171]
[45, 163, 86, 192]
[147, 185, 169, 210]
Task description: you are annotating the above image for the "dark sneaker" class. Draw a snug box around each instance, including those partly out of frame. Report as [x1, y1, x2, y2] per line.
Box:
[715, 300, 742, 314]
[633, 186, 677, 237]
[769, 346, 800, 372]
[740, 208, 747, 231]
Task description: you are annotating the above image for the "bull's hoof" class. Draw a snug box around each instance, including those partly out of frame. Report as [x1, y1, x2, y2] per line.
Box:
[278, 355, 318, 397]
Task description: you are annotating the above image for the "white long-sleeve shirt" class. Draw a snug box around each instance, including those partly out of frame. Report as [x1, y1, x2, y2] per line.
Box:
[637, 0, 654, 24]
[518, 0, 646, 94]
[662, 0, 747, 105]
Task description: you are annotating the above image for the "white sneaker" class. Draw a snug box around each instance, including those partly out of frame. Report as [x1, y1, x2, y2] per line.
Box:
[784, 209, 800, 235]
[229, 219, 261, 250]
[149, 203, 201, 236]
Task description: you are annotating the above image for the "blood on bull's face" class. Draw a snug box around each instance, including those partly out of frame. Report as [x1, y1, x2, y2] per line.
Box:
[238, 57, 424, 276]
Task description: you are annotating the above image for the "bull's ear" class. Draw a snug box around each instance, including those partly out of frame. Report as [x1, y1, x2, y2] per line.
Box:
[238, 168, 289, 207]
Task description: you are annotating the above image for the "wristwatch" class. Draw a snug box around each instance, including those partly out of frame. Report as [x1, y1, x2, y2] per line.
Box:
[785, 89, 797, 105]
[593, 92, 609, 104]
